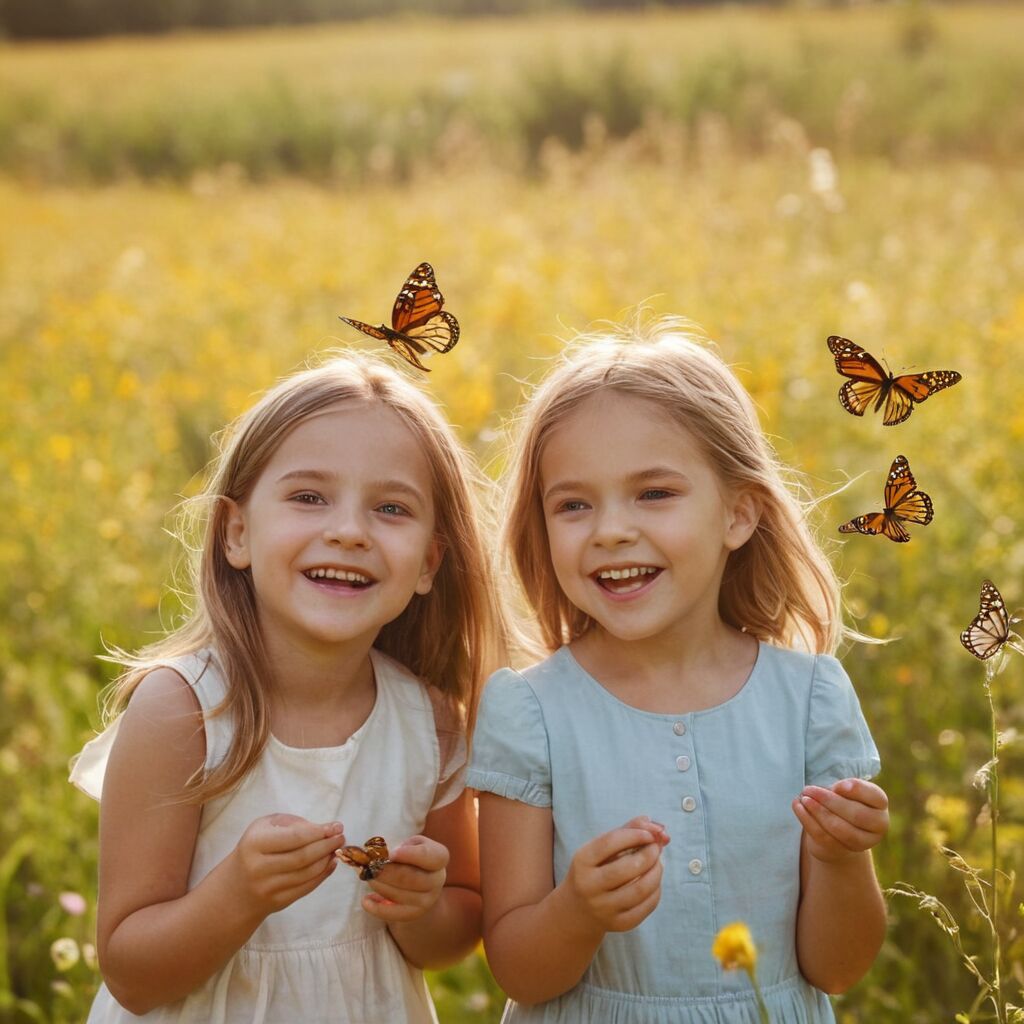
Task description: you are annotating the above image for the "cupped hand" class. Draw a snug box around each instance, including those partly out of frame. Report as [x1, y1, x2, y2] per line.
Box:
[792, 778, 889, 864]
[361, 835, 449, 923]
[230, 813, 345, 915]
[562, 815, 669, 935]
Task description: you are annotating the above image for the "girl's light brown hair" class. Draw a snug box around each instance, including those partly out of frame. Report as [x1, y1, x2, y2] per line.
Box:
[107, 351, 507, 803]
[503, 316, 842, 656]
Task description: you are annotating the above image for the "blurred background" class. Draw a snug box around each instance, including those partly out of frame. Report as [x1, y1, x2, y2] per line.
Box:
[2, 0, 1023, 1020]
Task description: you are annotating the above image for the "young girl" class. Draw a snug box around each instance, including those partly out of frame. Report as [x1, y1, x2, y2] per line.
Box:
[70, 352, 505, 1023]
[468, 319, 889, 1023]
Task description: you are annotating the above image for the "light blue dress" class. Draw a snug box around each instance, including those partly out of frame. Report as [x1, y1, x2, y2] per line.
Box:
[466, 642, 881, 1024]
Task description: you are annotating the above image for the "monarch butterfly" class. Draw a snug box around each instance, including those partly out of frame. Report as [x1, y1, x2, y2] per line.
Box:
[337, 836, 390, 881]
[838, 454, 933, 543]
[960, 580, 1024, 661]
[340, 262, 459, 372]
[827, 336, 961, 426]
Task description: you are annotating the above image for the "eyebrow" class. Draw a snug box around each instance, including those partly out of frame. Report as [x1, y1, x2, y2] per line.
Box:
[542, 467, 691, 502]
[275, 470, 428, 503]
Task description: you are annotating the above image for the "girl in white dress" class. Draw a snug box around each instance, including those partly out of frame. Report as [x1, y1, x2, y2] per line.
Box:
[70, 352, 506, 1024]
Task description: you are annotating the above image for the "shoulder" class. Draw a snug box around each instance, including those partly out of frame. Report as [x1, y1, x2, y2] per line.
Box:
[755, 643, 849, 698]
[106, 667, 207, 795]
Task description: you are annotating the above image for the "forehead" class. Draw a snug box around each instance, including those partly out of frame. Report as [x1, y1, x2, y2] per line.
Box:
[541, 391, 712, 478]
[263, 401, 433, 485]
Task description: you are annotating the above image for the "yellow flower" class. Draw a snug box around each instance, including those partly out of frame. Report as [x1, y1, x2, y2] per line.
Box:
[712, 922, 758, 973]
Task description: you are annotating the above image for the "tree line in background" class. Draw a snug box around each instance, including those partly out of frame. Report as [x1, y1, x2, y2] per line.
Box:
[0, 0, 782, 41]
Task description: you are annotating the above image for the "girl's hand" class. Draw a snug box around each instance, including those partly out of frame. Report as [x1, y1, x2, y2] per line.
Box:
[792, 779, 889, 864]
[230, 813, 345, 915]
[362, 835, 449, 923]
[562, 816, 669, 935]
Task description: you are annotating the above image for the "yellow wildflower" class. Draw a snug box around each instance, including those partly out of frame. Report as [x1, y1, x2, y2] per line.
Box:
[712, 921, 758, 972]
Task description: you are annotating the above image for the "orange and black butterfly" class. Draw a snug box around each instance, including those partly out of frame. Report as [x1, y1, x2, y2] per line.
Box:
[827, 336, 961, 426]
[337, 836, 390, 881]
[838, 454, 933, 543]
[340, 262, 459, 372]
[960, 580, 1024, 661]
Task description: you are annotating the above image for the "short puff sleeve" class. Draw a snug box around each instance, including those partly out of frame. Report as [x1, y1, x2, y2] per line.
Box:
[466, 669, 552, 808]
[805, 654, 881, 787]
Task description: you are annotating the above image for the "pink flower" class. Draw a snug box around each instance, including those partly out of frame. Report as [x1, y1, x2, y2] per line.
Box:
[59, 892, 87, 916]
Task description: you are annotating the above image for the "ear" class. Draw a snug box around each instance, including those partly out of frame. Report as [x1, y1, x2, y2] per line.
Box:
[221, 498, 252, 570]
[414, 536, 445, 596]
[724, 488, 762, 552]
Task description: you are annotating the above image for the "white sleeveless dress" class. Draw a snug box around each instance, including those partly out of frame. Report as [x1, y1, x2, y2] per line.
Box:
[70, 646, 465, 1024]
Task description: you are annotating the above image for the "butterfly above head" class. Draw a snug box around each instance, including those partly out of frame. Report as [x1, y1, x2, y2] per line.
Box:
[838, 454, 933, 543]
[827, 335, 962, 426]
[340, 262, 459, 372]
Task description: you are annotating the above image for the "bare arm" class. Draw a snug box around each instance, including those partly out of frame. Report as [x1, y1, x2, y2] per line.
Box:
[96, 669, 344, 1014]
[479, 793, 667, 1005]
[793, 779, 889, 994]
[362, 790, 482, 970]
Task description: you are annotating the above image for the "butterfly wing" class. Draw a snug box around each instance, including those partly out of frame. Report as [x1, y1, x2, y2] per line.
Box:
[340, 316, 390, 341]
[838, 512, 889, 537]
[887, 370, 962, 426]
[406, 310, 460, 354]
[960, 579, 1010, 660]
[828, 336, 888, 418]
[392, 263, 444, 333]
[338, 837, 390, 880]
[884, 455, 934, 526]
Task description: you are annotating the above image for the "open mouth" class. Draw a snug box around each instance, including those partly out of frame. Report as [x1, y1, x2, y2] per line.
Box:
[593, 565, 661, 595]
[303, 567, 375, 590]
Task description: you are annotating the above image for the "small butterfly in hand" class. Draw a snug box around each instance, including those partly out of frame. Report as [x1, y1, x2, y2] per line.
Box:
[337, 836, 390, 881]
[960, 580, 1024, 661]
[827, 336, 961, 426]
[838, 454, 933, 543]
[340, 262, 459, 372]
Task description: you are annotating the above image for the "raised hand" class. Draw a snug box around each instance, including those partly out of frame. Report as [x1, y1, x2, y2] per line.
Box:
[360, 834, 450, 923]
[792, 778, 889, 864]
[229, 813, 345, 915]
[561, 815, 669, 935]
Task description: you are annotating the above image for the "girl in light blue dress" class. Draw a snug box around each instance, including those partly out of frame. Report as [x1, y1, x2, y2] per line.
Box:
[467, 318, 889, 1024]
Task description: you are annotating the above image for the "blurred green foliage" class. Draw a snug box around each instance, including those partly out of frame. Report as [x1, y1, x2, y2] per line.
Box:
[0, 6, 1023, 183]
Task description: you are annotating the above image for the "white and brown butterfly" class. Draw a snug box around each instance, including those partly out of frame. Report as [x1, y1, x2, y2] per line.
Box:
[838, 455, 933, 543]
[827, 336, 961, 426]
[340, 262, 459, 372]
[960, 580, 1024, 661]
[337, 836, 390, 881]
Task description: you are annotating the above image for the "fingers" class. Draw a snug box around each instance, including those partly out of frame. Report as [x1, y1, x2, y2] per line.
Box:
[830, 778, 889, 809]
[586, 825, 662, 868]
[802, 783, 889, 833]
[257, 816, 345, 855]
[793, 789, 887, 856]
[388, 835, 449, 872]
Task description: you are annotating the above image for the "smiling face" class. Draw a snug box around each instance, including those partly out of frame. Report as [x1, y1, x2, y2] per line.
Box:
[539, 391, 757, 649]
[223, 401, 442, 657]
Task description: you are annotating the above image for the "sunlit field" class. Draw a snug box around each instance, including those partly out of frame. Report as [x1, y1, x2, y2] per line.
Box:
[3, 6, 1024, 1023]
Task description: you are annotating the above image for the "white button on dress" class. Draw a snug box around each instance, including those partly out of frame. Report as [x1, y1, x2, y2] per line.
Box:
[672, 721, 686, 736]
[688, 858, 703, 875]
[682, 796, 697, 812]
[675, 755, 690, 771]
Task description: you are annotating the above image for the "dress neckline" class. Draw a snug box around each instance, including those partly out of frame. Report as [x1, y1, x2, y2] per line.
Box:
[558, 640, 766, 720]
[267, 648, 385, 757]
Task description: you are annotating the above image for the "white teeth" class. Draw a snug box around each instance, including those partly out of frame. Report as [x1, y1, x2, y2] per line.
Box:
[597, 566, 657, 581]
[307, 568, 371, 583]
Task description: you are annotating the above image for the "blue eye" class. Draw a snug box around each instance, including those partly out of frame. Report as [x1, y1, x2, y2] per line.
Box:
[377, 502, 409, 516]
[557, 500, 589, 513]
[640, 489, 672, 501]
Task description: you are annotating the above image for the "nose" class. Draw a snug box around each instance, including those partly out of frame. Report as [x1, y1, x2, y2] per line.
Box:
[591, 503, 639, 549]
[322, 506, 371, 549]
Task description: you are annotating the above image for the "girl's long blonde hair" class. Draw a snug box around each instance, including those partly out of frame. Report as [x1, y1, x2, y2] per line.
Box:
[503, 316, 843, 656]
[107, 351, 507, 803]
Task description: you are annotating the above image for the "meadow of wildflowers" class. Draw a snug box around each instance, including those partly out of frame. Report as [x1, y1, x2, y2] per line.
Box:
[2, 6, 1024, 1022]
